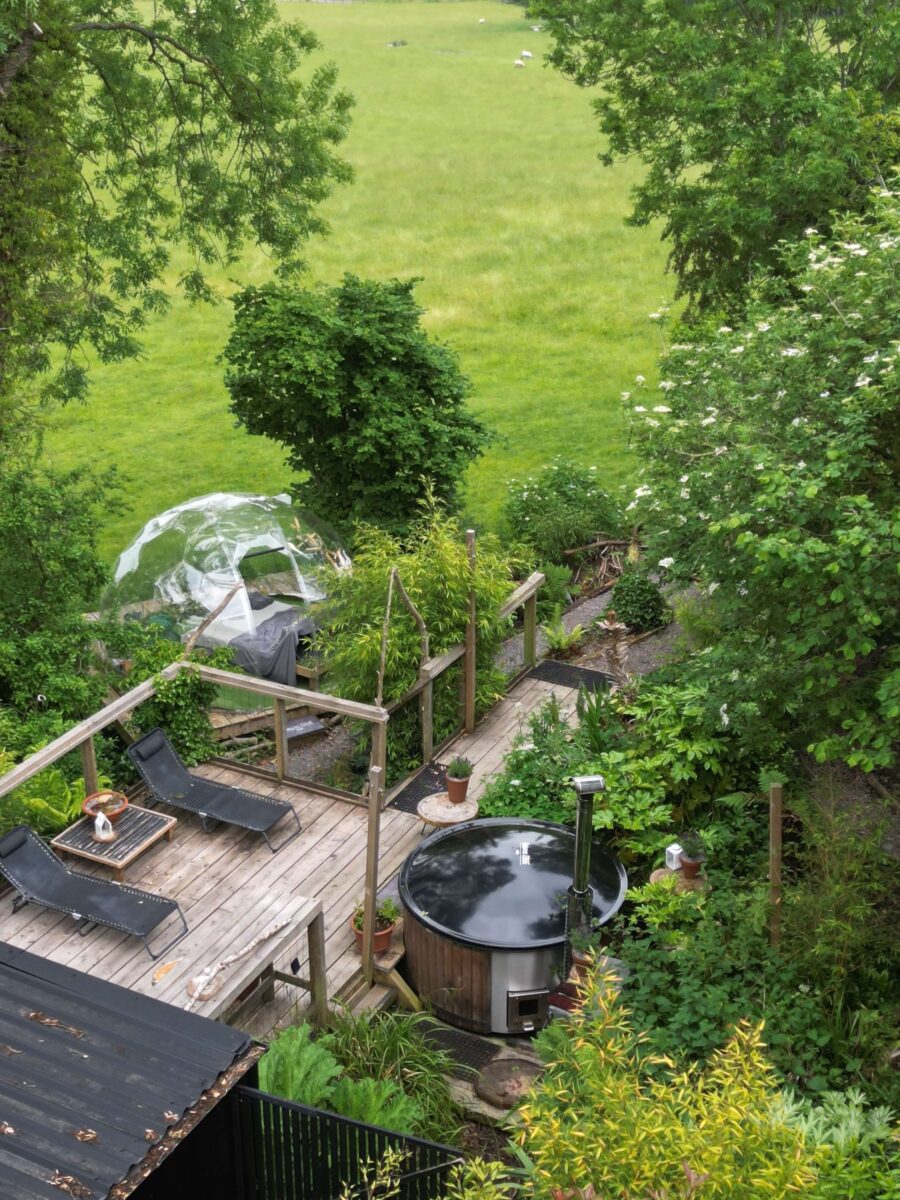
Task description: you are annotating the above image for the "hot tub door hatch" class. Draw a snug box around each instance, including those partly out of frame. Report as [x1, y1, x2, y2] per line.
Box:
[506, 988, 549, 1034]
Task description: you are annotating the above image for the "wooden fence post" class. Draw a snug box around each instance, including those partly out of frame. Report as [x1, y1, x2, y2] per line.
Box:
[371, 721, 388, 810]
[523, 591, 538, 669]
[464, 529, 476, 734]
[362, 764, 383, 987]
[273, 698, 288, 781]
[769, 782, 783, 946]
[80, 736, 99, 797]
[419, 678, 434, 764]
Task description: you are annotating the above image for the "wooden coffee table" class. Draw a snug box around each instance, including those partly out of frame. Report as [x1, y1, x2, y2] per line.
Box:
[51, 804, 177, 881]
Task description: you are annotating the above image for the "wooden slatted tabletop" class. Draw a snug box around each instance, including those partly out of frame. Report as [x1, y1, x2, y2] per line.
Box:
[51, 804, 177, 881]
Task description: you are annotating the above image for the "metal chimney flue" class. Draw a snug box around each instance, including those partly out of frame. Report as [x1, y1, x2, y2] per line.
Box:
[564, 774, 606, 976]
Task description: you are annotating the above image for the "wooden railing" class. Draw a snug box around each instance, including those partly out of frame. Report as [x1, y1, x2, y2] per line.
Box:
[0, 662, 388, 804]
[0, 557, 544, 986]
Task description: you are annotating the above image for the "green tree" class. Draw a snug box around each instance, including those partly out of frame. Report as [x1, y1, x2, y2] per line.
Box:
[223, 275, 491, 534]
[626, 186, 900, 769]
[0, 0, 352, 436]
[533, 0, 899, 313]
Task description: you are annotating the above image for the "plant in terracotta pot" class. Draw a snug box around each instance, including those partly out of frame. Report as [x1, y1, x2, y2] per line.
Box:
[568, 923, 599, 980]
[351, 896, 400, 956]
[679, 831, 706, 879]
[445, 756, 474, 804]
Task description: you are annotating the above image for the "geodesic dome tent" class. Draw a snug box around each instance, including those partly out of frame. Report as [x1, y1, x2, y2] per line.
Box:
[103, 493, 349, 685]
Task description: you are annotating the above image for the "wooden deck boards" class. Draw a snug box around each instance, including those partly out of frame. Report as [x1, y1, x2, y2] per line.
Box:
[0, 669, 579, 1040]
[439, 674, 579, 800]
[0, 765, 423, 1038]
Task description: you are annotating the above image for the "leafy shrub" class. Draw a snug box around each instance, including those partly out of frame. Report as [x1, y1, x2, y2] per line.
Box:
[259, 1024, 342, 1108]
[479, 696, 583, 824]
[626, 191, 900, 769]
[610, 568, 671, 632]
[260, 1018, 443, 1138]
[775, 1088, 900, 1200]
[328, 1077, 422, 1135]
[224, 275, 491, 537]
[504, 457, 622, 564]
[0, 749, 98, 840]
[317, 503, 513, 779]
[534, 561, 573, 625]
[521, 977, 816, 1198]
[101, 622, 236, 767]
[321, 1011, 463, 1143]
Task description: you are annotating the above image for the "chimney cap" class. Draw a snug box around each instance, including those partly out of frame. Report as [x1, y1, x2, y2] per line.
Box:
[571, 774, 606, 795]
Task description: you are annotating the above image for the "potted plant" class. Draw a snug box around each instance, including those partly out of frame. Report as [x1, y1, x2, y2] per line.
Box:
[679, 831, 706, 879]
[445, 756, 474, 804]
[568, 924, 598, 979]
[350, 896, 400, 955]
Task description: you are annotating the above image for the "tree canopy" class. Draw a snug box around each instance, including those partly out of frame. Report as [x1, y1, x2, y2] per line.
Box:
[627, 184, 900, 770]
[223, 274, 492, 536]
[534, 0, 899, 314]
[0, 0, 352, 439]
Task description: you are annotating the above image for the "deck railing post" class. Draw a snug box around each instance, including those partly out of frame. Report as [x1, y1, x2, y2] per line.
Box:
[464, 529, 476, 734]
[362, 764, 383, 987]
[523, 591, 538, 669]
[371, 721, 388, 810]
[273, 698, 288, 781]
[419, 677, 434, 764]
[80, 736, 99, 797]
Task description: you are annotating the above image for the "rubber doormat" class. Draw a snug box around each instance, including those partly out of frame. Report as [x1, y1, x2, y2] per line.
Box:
[388, 761, 447, 815]
[417, 1017, 501, 1079]
[528, 660, 613, 692]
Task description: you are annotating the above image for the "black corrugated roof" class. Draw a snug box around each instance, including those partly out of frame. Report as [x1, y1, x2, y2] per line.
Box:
[0, 942, 253, 1200]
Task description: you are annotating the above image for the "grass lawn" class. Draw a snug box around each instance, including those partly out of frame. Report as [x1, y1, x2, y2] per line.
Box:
[41, 0, 673, 564]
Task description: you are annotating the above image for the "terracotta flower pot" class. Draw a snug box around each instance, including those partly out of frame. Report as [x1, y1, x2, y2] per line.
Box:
[680, 855, 704, 880]
[569, 947, 595, 979]
[82, 790, 129, 825]
[351, 919, 395, 956]
[445, 775, 470, 804]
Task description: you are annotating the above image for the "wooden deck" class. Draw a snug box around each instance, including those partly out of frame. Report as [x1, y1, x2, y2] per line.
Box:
[437, 672, 580, 801]
[0, 765, 422, 1038]
[0, 671, 579, 1040]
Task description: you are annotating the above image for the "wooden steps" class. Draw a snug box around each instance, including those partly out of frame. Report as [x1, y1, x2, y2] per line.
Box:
[332, 968, 397, 1016]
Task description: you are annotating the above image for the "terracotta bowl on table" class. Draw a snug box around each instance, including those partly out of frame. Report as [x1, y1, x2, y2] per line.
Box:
[82, 789, 130, 824]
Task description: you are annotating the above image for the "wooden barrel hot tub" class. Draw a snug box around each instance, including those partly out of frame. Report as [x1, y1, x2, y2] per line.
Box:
[399, 818, 627, 1035]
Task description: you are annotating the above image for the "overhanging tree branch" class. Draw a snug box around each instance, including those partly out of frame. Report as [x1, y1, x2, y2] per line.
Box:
[0, 22, 42, 100]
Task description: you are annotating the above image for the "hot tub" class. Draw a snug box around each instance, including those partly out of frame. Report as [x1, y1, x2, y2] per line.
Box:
[398, 818, 627, 1035]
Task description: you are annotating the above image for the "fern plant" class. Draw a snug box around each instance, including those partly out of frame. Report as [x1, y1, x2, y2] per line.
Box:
[540, 604, 585, 657]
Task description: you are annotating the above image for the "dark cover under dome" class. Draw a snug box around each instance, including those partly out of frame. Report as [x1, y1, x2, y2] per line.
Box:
[399, 818, 627, 951]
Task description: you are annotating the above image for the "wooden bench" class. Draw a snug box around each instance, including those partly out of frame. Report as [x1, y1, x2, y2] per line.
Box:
[1, 876, 327, 1027]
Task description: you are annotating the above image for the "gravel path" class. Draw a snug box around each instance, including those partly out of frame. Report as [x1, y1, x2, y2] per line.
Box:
[496, 585, 683, 678]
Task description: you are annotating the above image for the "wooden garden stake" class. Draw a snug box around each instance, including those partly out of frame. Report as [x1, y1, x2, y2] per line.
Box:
[768, 781, 783, 946]
[464, 529, 476, 733]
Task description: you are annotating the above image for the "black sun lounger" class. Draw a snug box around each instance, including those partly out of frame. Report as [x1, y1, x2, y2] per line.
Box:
[0, 826, 188, 960]
[128, 727, 301, 853]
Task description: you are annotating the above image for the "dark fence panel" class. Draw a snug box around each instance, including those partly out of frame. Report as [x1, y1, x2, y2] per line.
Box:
[237, 1086, 462, 1200]
[130, 1087, 244, 1200]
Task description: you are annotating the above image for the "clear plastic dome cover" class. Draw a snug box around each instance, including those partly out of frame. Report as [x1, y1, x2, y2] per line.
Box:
[103, 493, 349, 684]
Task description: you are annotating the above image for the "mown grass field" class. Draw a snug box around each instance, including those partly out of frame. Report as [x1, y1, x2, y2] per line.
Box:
[42, 0, 673, 563]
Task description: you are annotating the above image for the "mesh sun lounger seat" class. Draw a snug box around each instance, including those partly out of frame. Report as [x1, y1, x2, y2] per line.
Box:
[128, 728, 301, 853]
[0, 825, 187, 960]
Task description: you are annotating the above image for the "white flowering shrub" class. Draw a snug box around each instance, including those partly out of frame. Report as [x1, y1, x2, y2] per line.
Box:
[627, 187, 900, 769]
[504, 456, 623, 564]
